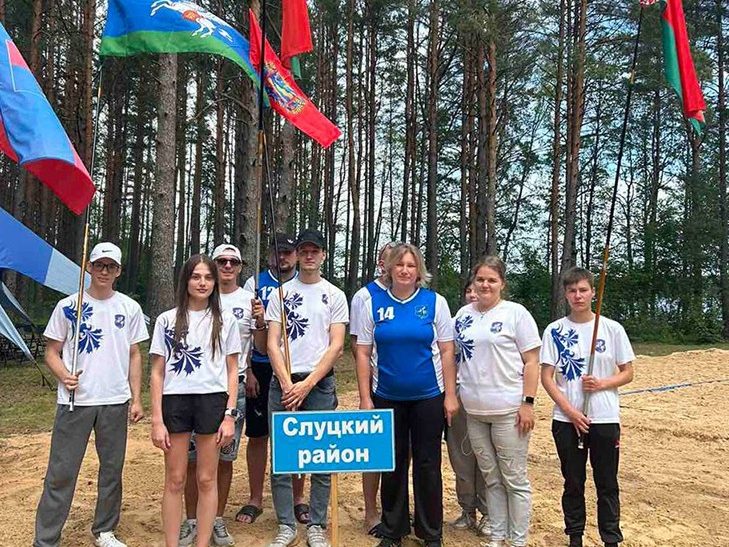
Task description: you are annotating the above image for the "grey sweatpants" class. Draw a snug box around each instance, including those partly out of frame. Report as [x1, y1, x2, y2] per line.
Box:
[33, 403, 129, 547]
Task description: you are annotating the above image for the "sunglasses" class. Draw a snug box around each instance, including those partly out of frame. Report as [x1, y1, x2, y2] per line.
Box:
[91, 262, 120, 273]
[216, 258, 241, 267]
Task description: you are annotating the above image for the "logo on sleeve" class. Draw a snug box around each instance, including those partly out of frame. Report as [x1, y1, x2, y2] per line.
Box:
[321, 293, 329, 305]
[415, 305, 428, 319]
[595, 339, 606, 353]
[490, 321, 503, 333]
[114, 314, 126, 329]
[232, 307, 245, 320]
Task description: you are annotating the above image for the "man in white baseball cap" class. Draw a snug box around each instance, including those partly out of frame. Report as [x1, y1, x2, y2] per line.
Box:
[34, 242, 149, 547]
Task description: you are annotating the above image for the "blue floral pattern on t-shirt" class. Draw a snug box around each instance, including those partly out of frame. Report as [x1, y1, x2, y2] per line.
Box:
[284, 292, 309, 340]
[550, 324, 585, 381]
[454, 314, 474, 365]
[163, 327, 203, 375]
[63, 302, 103, 354]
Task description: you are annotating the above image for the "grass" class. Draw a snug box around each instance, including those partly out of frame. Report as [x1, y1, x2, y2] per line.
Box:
[0, 341, 724, 437]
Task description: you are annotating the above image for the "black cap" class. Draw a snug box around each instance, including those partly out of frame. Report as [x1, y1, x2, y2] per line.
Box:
[296, 228, 326, 249]
[272, 233, 296, 252]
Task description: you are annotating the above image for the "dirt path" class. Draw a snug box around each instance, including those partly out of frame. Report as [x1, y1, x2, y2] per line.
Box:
[2, 349, 728, 546]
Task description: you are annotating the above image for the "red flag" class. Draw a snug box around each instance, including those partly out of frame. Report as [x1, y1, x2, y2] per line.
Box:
[249, 10, 340, 148]
[281, 0, 313, 68]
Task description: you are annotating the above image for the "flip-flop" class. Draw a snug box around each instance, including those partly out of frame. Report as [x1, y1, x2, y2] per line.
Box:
[367, 523, 383, 538]
[235, 504, 263, 524]
[294, 503, 311, 524]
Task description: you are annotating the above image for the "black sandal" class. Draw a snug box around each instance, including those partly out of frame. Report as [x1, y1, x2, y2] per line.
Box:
[294, 503, 311, 524]
[235, 504, 263, 523]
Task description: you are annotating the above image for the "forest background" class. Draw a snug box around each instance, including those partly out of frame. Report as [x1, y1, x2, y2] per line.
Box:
[1, 0, 728, 343]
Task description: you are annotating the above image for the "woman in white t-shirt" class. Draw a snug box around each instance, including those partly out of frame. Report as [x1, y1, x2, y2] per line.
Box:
[453, 256, 541, 547]
[149, 255, 241, 547]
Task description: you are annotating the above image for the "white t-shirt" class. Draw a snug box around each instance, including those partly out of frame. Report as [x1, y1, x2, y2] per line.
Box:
[220, 287, 255, 375]
[149, 308, 241, 395]
[265, 277, 349, 374]
[349, 279, 387, 338]
[44, 291, 149, 406]
[540, 316, 635, 424]
[453, 300, 541, 415]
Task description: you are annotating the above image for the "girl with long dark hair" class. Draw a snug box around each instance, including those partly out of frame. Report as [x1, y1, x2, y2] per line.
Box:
[149, 255, 241, 547]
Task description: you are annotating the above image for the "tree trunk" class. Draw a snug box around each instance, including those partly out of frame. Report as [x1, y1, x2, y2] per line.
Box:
[425, 0, 439, 282]
[147, 54, 177, 324]
[718, 0, 729, 338]
[214, 62, 226, 244]
[190, 69, 206, 255]
[485, 36, 497, 255]
[460, 39, 473, 281]
[345, 0, 360, 295]
[175, 61, 189, 278]
[476, 36, 488, 259]
[401, 0, 417, 243]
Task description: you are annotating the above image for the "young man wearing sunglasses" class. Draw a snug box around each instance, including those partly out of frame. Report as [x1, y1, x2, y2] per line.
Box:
[179, 244, 266, 546]
[34, 242, 149, 547]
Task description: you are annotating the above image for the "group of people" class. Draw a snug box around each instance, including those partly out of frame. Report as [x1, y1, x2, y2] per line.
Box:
[32, 234, 635, 547]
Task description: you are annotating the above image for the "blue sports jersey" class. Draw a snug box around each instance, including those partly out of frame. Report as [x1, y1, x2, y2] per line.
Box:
[369, 288, 444, 401]
[247, 269, 297, 364]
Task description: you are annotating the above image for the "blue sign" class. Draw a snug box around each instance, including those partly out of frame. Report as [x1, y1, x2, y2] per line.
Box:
[271, 409, 395, 474]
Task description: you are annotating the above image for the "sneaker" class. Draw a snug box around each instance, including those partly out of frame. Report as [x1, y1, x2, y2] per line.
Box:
[94, 531, 127, 547]
[306, 525, 330, 547]
[476, 515, 492, 536]
[450, 510, 476, 530]
[212, 516, 234, 546]
[178, 519, 197, 546]
[268, 524, 298, 547]
[376, 539, 402, 547]
[480, 541, 506, 547]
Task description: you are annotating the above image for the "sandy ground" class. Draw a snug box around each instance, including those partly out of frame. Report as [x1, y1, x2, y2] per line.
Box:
[1, 349, 728, 547]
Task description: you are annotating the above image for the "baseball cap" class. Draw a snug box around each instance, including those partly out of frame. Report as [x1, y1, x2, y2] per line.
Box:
[212, 244, 242, 262]
[296, 229, 326, 249]
[89, 242, 122, 265]
[272, 233, 296, 252]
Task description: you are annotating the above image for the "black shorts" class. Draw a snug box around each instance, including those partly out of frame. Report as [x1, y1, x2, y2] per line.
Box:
[245, 361, 273, 438]
[162, 392, 227, 434]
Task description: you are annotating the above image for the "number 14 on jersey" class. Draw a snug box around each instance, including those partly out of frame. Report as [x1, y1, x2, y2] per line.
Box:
[376, 306, 395, 321]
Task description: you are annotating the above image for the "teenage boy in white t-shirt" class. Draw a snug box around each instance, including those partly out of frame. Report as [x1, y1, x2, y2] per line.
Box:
[540, 267, 635, 547]
[34, 242, 149, 547]
[180, 244, 266, 546]
[265, 229, 349, 547]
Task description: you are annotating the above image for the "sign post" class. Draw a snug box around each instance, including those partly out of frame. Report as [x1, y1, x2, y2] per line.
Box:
[271, 409, 396, 546]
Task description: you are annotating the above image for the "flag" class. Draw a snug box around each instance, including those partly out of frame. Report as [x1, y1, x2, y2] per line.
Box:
[249, 10, 341, 149]
[0, 23, 95, 215]
[281, 0, 313, 69]
[655, 0, 706, 133]
[101, 0, 259, 86]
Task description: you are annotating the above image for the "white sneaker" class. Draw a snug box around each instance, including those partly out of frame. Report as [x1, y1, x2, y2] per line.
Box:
[212, 516, 234, 546]
[306, 525, 330, 547]
[479, 540, 506, 547]
[268, 524, 298, 547]
[179, 518, 197, 546]
[476, 515, 492, 536]
[94, 531, 127, 547]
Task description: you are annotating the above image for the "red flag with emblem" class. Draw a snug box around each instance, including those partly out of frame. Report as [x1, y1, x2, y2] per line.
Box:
[281, 0, 313, 68]
[249, 9, 340, 148]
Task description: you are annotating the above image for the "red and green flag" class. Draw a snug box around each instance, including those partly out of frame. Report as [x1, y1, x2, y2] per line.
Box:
[249, 9, 341, 149]
[643, 0, 706, 133]
[281, 0, 313, 78]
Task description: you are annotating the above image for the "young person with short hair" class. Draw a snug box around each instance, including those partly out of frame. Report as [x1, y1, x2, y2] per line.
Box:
[453, 256, 541, 547]
[179, 244, 266, 546]
[149, 255, 241, 547]
[34, 242, 148, 547]
[540, 267, 635, 547]
[265, 229, 348, 547]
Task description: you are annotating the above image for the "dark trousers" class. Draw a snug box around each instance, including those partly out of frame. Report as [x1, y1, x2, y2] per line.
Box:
[552, 420, 623, 544]
[373, 393, 445, 542]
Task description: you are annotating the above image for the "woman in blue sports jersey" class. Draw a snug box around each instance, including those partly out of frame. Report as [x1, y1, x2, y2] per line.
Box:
[355, 243, 458, 547]
[453, 256, 541, 547]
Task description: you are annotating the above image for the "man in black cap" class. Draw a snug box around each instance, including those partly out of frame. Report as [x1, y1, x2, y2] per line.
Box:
[265, 229, 349, 547]
[235, 234, 307, 526]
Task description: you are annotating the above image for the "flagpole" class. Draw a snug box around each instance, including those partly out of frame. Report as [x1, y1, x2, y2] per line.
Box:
[69, 63, 105, 412]
[579, 7, 644, 448]
[254, 3, 292, 379]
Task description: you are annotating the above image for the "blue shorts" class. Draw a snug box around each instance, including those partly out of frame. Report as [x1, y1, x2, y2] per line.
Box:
[189, 376, 246, 462]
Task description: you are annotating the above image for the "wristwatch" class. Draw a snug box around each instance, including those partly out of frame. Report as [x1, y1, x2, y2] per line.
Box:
[522, 396, 535, 406]
[224, 407, 241, 421]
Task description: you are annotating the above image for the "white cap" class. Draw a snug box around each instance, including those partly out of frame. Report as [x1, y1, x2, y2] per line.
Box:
[89, 242, 122, 265]
[212, 243, 242, 262]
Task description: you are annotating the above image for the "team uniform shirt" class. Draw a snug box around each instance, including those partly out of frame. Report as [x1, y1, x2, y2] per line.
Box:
[220, 287, 255, 375]
[244, 270, 298, 364]
[454, 300, 541, 416]
[44, 291, 149, 406]
[349, 279, 387, 338]
[149, 308, 241, 395]
[540, 316, 635, 424]
[265, 277, 349, 375]
[357, 287, 454, 402]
